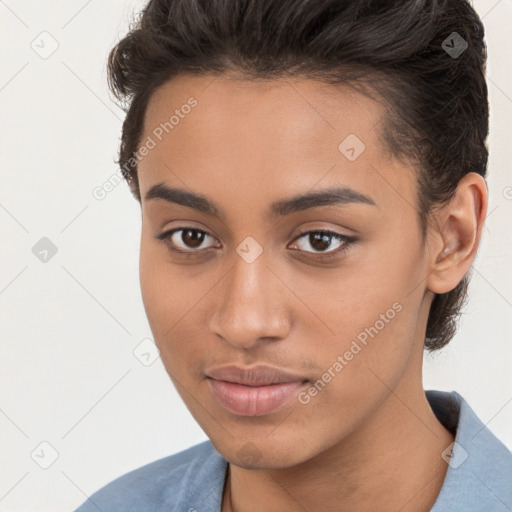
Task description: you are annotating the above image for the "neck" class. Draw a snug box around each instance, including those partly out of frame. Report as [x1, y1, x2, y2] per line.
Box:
[222, 377, 454, 512]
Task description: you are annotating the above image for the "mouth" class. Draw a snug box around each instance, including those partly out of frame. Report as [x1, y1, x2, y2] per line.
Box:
[205, 365, 309, 417]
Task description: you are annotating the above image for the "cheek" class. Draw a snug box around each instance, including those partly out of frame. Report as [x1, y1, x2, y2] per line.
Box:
[291, 296, 417, 447]
[288, 237, 424, 407]
[301, 291, 413, 388]
[139, 242, 171, 341]
[138, 238, 213, 377]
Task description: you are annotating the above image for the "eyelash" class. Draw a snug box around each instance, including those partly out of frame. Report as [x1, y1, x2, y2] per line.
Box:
[155, 227, 355, 260]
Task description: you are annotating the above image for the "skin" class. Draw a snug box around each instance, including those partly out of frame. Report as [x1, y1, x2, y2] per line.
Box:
[136, 73, 487, 512]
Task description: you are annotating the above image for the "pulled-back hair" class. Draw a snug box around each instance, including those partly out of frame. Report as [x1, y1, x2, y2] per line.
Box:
[107, 0, 489, 351]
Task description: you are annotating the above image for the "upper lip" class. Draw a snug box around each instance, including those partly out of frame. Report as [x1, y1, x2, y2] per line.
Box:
[206, 365, 307, 386]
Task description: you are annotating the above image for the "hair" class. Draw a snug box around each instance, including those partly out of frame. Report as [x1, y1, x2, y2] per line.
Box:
[107, 0, 489, 351]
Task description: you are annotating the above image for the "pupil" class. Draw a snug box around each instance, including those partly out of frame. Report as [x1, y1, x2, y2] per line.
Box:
[310, 233, 331, 251]
[183, 230, 204, 248]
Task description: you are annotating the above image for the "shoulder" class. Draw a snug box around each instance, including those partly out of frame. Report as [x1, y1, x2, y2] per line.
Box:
[428, 390, 512, 512]
[73, 440, 228, 512]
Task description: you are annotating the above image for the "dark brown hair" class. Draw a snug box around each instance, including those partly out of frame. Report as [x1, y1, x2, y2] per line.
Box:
[107, 0, 489, 351]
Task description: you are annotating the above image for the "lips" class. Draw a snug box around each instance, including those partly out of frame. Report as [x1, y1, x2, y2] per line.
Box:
[206, 365, 308, 416]
[207, 365, 307, 386]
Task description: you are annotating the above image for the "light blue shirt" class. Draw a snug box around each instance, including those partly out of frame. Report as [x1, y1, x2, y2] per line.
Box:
[74, 390, 512, 511]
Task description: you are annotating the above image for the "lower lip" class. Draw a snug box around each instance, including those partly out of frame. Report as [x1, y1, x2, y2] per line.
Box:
[207, 378, 307, 416]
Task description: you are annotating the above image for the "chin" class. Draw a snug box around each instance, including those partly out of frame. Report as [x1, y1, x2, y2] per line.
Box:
[208, 430, 321, 470]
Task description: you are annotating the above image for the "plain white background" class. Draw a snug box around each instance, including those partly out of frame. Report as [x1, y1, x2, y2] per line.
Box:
[0, 1, 511, 511]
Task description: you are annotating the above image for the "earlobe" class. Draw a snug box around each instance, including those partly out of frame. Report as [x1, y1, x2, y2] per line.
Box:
[426, 172, 488, 294]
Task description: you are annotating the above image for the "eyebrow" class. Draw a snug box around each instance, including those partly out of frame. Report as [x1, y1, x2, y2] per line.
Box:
[144, 182, 376, 219]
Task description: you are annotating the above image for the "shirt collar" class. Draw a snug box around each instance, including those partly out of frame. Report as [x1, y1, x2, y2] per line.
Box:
[427, 390, 512, 511]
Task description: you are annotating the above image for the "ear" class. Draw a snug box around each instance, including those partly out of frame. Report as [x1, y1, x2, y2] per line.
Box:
[426, 172, 488, 294]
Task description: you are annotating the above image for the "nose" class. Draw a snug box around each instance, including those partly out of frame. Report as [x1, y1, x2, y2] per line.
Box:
[209, 250, 291, 350]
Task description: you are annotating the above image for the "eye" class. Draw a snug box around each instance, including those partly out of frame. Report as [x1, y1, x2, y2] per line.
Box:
[156, 227, 355, 259]
[155, 227, 219, 253]
[289, 230, 354, 258]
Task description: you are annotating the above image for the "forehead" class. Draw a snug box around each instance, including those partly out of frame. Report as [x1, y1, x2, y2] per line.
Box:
[138, 73, 416, 216]
[143, 73, 385, 151]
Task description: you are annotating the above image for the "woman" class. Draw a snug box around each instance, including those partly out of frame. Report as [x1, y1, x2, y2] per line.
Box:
[75, 0, 512, 510]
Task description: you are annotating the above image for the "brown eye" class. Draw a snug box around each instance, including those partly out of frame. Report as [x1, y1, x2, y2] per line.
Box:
[156, 228, 218, 253]
[307, 232, 333, 252]
[181, 229, 206, 248]
[290, 230, 354, 256]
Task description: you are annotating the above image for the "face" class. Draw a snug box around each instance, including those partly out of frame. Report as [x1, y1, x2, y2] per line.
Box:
[137, 73, 433, 468]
